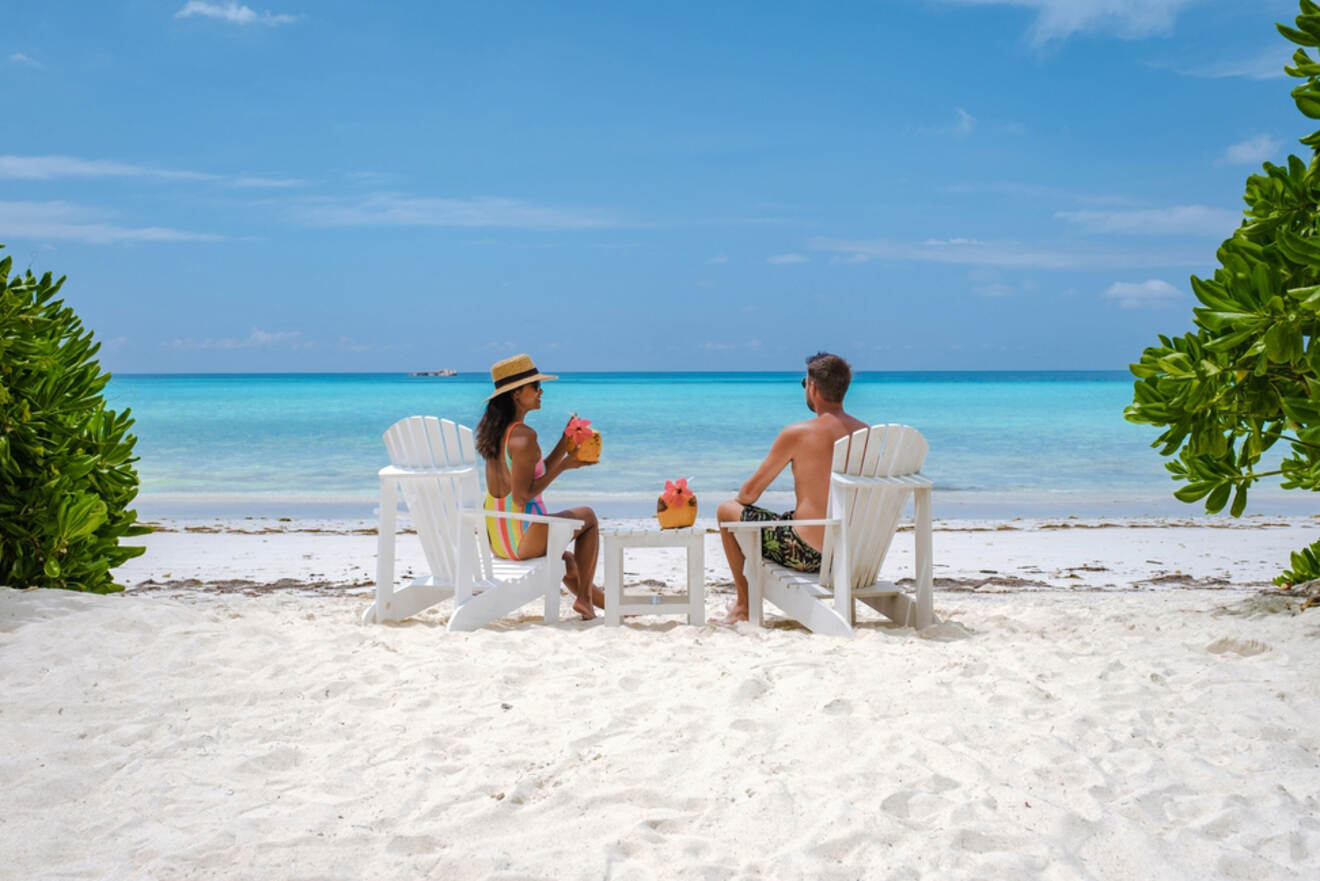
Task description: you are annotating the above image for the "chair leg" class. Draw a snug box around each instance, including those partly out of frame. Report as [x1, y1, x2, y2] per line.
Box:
[367, 477, 398, 624]
[734, 532, 764, 627]
[544, 563, 560, 624]
[914, 487, 934, 628]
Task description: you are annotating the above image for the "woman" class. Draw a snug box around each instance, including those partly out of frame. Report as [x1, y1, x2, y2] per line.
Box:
[476, 354, 604, 620]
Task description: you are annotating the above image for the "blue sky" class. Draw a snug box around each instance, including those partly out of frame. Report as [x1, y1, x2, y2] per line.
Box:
[0, 0, 1308, 372]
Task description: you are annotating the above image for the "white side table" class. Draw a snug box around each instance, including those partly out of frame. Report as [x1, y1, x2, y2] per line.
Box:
[601, 526, 705, 626]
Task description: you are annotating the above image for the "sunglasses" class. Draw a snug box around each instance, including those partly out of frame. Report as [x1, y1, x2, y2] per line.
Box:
[529, 381, 541, 391]
[800, 377, 808, 388]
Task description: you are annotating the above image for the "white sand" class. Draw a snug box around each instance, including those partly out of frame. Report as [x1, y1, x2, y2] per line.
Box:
[3, 516, 1319, 879]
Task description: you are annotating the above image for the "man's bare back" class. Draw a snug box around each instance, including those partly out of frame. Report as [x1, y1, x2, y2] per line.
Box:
[780, 410, 868, 549]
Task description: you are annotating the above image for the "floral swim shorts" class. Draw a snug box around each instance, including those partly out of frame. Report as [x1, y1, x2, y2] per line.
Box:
[740, 505, 822, 572]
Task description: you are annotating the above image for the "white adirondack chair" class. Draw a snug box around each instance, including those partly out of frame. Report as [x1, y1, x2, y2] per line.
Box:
[363, 416, 581, 631]
[724, 424, 935, 637]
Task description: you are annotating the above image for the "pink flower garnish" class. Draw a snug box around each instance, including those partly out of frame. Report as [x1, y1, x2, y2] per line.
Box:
[661, 478, 694, 507]
[565, 416, 594, 445]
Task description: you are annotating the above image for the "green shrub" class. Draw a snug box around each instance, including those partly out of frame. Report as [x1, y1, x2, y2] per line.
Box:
[0, 245, 148, 592]
[1125, 2, 1320, 592]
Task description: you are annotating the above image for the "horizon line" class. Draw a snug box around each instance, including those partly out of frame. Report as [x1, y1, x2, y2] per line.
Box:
[109, 367, 1136, 377]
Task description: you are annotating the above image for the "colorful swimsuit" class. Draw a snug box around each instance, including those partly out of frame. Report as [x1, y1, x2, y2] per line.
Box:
[484, 421, 547, 559]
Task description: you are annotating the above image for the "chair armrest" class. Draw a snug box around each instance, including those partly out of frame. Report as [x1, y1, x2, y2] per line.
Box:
[380, 464, 477, 480]
[721, 518, 839, 530]
[461, 509, 585, 529]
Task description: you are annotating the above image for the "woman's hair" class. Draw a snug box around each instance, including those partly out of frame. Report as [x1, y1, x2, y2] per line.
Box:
[476, 391, 518, 461]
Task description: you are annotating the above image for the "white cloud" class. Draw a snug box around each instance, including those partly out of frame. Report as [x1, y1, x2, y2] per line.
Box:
[955, 107, 976, 136]
[810, 235, 1204, 269]
[291, 193, 616, 230]
[701, 340, 763, 351]
[9, 53, 43, 69]
[941, 182, 1055, 198]
[1176, 47, 1289, 81]
[231, 174, 309, 188]
[938, 181, 1141, 207]
[925, 237, 985, 246]
[967, 267, 1014, 297]
[939, 0, 1192, 46]
[165, 329, 307, 350]
[1222, 134, 1281, 166]
[1055, 205, 1240, 237]
[912, 107, 981, 137]
[0, 200, 223, 244]
[0, 154, 212, 181]
[338, 336, 371, 353]
[1103, 279, 1182, 309]
[174, 2, 298, 27]
[0, 154, 305, 188]
[705, 253, 729, 264]
[767, 253, 809, 264]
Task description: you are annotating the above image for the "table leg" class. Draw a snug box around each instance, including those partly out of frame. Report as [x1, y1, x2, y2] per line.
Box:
[604, 538, 622, 626]
[687, 533, 705, 626]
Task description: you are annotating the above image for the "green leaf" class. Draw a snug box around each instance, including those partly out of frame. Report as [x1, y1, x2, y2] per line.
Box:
[1205, 482, 1232, 513]
[1174, 482, 1214, 503]
[1280, 22, 1320, 47]
[1295, 91, 1320, 118]
[1230, 483, 1249, 518]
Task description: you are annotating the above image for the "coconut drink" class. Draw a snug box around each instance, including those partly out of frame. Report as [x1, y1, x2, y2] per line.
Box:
[656, 478, 697, 529]
[565, 416, 601, 463]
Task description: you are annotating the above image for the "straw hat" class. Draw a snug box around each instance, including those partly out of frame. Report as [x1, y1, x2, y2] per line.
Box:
[485, 353, 558, 401]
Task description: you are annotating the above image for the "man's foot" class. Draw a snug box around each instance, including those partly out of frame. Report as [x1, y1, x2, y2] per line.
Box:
[719, 603, 749, 625]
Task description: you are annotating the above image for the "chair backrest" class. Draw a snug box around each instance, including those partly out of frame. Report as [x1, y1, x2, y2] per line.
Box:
[819, 424, 928, 589]
[383, 416, 492, 583]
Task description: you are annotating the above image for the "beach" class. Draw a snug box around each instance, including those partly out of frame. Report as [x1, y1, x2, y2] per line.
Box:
[12, 0, 1319, 875]
[4, 515, 1319, 880]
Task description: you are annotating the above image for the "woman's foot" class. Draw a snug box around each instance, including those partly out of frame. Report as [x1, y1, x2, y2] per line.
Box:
[719, 603, 749, 625]
[572, 595, 596, 620]
[563, 553, 596, 620]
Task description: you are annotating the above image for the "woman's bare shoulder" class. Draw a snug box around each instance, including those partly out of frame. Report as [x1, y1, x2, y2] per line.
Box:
[507, 422, 538, 451]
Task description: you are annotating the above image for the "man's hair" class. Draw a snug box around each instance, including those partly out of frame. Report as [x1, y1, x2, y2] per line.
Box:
[805, 352, 851, 402]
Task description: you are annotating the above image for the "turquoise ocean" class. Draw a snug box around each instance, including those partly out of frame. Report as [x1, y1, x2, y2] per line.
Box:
[104, 371, 1302, 520]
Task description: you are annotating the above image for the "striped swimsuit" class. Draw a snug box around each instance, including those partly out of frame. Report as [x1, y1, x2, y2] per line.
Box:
[484, 421, 548, 559]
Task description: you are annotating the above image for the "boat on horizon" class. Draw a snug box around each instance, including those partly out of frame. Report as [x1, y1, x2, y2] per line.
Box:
[408, 369, 458, 377]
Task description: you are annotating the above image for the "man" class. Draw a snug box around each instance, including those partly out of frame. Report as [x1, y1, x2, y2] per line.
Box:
[716, 352, 868, 624]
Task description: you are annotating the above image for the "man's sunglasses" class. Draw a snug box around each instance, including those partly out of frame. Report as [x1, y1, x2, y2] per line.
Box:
[800, 377, 808, 388]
